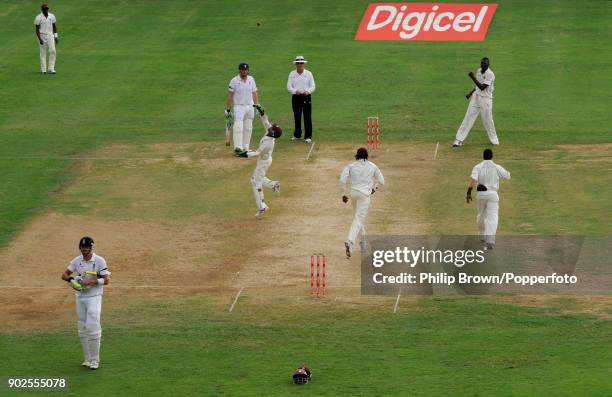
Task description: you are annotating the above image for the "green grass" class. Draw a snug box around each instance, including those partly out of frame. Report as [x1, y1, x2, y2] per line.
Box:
[1, 0, 611, 243]
[1, 1, 611, 395]
[1, 296, 610, 396]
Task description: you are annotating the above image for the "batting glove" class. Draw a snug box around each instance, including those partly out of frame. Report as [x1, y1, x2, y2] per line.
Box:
[253, 104, 265, 117]
[225, 109, 233, 128]
[70, 279, 83, 291]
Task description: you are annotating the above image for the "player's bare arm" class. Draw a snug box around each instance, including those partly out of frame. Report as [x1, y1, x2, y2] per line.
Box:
[53, 22, 58, 43]
[468, 72, 488, 91]
[61, 268, 72, 281]
[466, 178, 477, 203]
[225, 91, 234, 111]
[35, 25, 43, 44]
[81, 275, 109, 286]
[252, 91, 259, 105]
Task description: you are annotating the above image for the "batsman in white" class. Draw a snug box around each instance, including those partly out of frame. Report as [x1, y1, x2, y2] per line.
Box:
[453, 57, 499, 147]
[236, 105, 283, 219]
[226, 62, 260, 153]
[339, 147, 384, 257]
[61, 237, 111, 370]
[466, 149, 511, 250]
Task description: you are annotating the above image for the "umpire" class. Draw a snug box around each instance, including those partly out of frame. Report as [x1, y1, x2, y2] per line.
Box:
[287, 55, 316, 143]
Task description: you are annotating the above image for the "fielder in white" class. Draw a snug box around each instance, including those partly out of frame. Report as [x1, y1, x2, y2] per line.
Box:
[34, 3, 58, 74]
[339, 148, 384, 257]
[453, 57, 499, 147]
[226, 62, 260, 153]
[466, 149, 511, 250]
[236, 105, 283, 219]
[61, 237, 111, 370]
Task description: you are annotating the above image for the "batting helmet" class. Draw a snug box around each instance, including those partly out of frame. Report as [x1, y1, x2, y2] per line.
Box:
[269, 124, 283, 139]
[79, 236, 94, 248]
[292, 366, 311, 385]
[238, 62, 249, 70]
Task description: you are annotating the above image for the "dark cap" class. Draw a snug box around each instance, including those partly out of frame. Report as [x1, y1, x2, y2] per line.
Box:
[483, 148, 493, 160]
[79, 236, 95, 248]
[238, 62, 249, 70]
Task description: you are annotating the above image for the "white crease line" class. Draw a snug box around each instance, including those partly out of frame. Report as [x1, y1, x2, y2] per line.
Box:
[305, 141, 316, 161]
[433, 142, 439, 160]
[393, 290, 401, 313]
[229, 287, 244, 313]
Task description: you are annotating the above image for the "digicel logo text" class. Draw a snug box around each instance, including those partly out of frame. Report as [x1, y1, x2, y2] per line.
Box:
[355, 3, 498, 41]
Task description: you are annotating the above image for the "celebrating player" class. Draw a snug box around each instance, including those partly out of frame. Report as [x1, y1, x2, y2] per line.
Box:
[339, 147, 385, 257]
[453, 57, 499, 147]
[61, 237, 111, 370]
[236, 105, 282, 219]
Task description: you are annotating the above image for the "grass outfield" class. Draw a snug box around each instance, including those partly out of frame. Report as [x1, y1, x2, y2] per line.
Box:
[1, 297, 610, 396]
[1, 0, 611, 243]
[1, 0, 611, 395]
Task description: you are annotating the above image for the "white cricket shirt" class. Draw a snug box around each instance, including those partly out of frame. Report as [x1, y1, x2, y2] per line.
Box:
[287, 69, 316, 95]
[34, 12, 56, 35]
[67, 253, 110, 297]
[248, 115, 275, 162]
[339, 160, 385, 196]
[470, 160, 510, 192]
[228, 75, 257, 106]
[474, 68, 495, 99]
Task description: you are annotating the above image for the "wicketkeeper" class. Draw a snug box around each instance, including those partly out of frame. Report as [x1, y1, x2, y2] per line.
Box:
[61, 237, 111, 370]
[236, 104, 282, 219]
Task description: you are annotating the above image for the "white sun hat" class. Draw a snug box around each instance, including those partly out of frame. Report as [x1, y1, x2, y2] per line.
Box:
[293, 55, 308, 64]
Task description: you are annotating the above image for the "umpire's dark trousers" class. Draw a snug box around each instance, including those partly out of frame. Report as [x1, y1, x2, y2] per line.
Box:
[292, 94, 312, 140]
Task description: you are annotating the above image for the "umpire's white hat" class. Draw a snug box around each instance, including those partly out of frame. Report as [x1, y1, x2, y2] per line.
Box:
[293, 55, 308, 64]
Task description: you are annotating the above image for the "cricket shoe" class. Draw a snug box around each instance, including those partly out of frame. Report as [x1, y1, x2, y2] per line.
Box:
[48, 70, 56, 74]
[89, 361, 99, 370]
[305, 138, 312, 143]
[344, 241, 354, 258]
[81, 361, 91, 368]
[452, 140, 463, 147]
[291, 137, 299, 141]
[255, 204, 269, 219]
[484, 243, 495, 251]
[272, 182, 280, 194]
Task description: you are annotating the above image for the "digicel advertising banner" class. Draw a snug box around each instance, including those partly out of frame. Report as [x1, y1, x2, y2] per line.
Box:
[355, 3, 498, 41]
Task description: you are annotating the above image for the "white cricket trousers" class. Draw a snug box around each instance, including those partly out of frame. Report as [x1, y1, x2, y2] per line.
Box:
[476, 191, 499, 245]
[76, 295, 102, 363]
[233, 104, 254, 151]
[39, 33, 56, 73]
[455, 95, 499, 145]
[251, 158, 277, 210]
[347, 190, 370, 244]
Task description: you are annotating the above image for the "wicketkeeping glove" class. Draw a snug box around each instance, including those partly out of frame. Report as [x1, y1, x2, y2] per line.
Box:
[235, 150, 249, 158]
[225, 109, 233, 129]
[253, 104, 265, 116]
